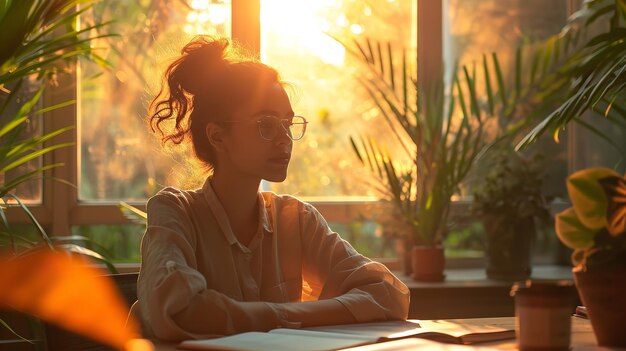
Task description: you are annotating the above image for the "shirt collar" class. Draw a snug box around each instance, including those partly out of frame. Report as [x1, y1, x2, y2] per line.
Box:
[259, 193, 274, 234]
[202, 178, 274, 248]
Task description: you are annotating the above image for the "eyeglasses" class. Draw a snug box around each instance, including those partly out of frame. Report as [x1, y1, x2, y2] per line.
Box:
[218, 115, 308, 141]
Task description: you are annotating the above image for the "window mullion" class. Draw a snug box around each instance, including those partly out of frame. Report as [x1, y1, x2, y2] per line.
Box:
[231, 0, 260, 55]
[44, 61, 78, 236]
[417, 0, 443, 92]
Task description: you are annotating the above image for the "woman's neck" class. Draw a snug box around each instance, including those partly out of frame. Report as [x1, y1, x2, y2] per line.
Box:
[210, 171, 260, 232]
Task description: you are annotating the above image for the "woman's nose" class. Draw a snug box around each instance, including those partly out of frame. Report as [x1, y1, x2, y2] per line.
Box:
[274, 126, 292, 146]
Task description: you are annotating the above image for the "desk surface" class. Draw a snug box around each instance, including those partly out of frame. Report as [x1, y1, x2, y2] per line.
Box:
[457, 317, 597, 350]
[152, 316, 603, 351]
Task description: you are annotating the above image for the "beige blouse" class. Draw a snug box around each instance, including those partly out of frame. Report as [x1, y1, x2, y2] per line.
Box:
[135, 178, 409, 341]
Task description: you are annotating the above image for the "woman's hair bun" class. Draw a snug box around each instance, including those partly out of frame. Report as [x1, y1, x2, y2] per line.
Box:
[172, 36, 230, 96]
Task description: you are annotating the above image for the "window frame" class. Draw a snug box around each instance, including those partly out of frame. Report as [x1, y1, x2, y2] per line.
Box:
[5, 0, 577, 268]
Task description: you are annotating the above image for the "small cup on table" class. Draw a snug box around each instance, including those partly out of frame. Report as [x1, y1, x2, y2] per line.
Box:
[510, 279, 576, 351]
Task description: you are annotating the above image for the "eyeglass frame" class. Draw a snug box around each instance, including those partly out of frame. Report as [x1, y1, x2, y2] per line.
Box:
[215, 115, 308, 141]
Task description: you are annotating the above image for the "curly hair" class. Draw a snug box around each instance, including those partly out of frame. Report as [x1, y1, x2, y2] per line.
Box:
[149, 36, 280, 170]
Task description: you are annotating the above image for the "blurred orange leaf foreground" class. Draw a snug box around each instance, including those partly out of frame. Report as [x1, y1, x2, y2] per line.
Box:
[0, 250, 153, 351]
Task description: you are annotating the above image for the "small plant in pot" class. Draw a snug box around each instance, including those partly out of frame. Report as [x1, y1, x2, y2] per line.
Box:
[472, 149, 551, 281]
[555, 167, 626, 347]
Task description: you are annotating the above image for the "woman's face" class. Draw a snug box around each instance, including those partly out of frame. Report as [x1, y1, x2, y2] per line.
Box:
[218, 83, 295, 183]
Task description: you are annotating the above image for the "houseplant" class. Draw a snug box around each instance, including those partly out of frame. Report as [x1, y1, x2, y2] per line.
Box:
[555, 167, 626, 347]
[346, 35, 498, 281]
[1, 0, 119, 347]
[519, 0, 626, 148]
[471, 149, 551, 281]
[345, 35, 553, 281]
[0, 0, 116, 264]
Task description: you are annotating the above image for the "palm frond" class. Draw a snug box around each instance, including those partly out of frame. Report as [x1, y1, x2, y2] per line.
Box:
[343, 30, 566, 244]
[518, 0, 626, 148]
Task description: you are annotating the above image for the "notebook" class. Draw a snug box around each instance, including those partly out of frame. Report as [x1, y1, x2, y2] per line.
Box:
[178, 319, 515, 351]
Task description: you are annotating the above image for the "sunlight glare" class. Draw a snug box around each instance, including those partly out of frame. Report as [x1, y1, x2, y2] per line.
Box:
[209, 3, 228, 24]
[185, 0, 229, 35]
[191, 0, 209, 10]
[197, 11, 210, 23]
[187, 11, 198, 22]
[262, 0, 346, 66]
[350, 23, 363, 34]
[125, 339, 155, 351]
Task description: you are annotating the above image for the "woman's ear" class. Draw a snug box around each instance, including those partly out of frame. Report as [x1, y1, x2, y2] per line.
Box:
[206, 123, 228, 152]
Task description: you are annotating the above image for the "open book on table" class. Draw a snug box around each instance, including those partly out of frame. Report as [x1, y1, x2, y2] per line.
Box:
[178, 319, 515, 351]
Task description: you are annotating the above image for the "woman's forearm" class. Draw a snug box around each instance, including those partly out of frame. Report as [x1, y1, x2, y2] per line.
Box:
[278, 299, 357, 327]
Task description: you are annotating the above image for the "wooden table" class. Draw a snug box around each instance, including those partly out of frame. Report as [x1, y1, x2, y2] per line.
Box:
[452, 317, 598, 349]
[152, 316, 603, 351]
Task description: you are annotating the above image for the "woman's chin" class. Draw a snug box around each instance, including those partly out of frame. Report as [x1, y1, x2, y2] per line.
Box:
[263, 172, 288, 183]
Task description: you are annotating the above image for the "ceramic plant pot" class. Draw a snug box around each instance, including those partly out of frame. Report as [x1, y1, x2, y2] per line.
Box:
[574, 270, 626, 347]
[411, 245, 445, 282]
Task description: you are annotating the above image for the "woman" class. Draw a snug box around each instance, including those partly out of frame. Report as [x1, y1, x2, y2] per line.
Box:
[135, 36, 409, 341]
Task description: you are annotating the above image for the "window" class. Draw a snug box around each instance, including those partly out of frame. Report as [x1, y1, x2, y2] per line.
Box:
[8, 0, 621, 266]
[442, 0, 572, 258]
[80, 0, 232, 201]
[259, 0, 416, 198]
[444, 0, 570, 198]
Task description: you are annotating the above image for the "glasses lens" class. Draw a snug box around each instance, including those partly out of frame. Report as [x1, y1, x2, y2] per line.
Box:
[257, 116, 307, 141]
[258, 117, 279, 140]
[288, 116, 306, 140]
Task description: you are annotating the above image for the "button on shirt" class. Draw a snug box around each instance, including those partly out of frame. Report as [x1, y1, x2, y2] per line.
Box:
[136, 178, 410, 341]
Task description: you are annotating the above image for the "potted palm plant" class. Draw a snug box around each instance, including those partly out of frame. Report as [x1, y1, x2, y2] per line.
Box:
[471, 149, 551, 281]
[1, 0, 116, 347]
[347, 38, 497, 281]
[344, 30, 561, 281]
[555, 167, 626, 347]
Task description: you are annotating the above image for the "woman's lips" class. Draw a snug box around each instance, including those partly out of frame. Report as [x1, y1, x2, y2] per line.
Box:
[268, 155, 290, 165]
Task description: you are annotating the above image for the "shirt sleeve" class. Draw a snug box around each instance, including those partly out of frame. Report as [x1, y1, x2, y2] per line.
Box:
[137, 192, 282, 341]
[299, 202, 410, 322]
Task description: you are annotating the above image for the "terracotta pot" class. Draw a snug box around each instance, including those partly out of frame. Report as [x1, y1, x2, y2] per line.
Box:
[395, 237, 414, 276]
[574, 270, 626, 347]
[411, 245, 445, 282]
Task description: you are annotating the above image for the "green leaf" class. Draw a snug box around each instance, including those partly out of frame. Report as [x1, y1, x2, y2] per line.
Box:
[567, 167, 621, 230]
[0, 200, 16, 252]
[555, 207, 595, 250]
[0, 142, 73, 173]
[118, 201, 147, 225]
[515, 46, 522, 98]
[55, 243, 119, 274]
[387, 42, 395, 91]
[5, 126, 74, 160]
[0, 116, 28, 139]
[585, 3, 614, 27]
[0, 163, 63, 197]
[597, 175, 626, 236]
[0, 317, 34, 344]
[492, 52, 507, 107]
[482, 54, 494, 115]
[4, 193, 53, 249]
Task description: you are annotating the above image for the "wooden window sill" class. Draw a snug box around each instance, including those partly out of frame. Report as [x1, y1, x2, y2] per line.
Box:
[395, 265, 577, 319]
